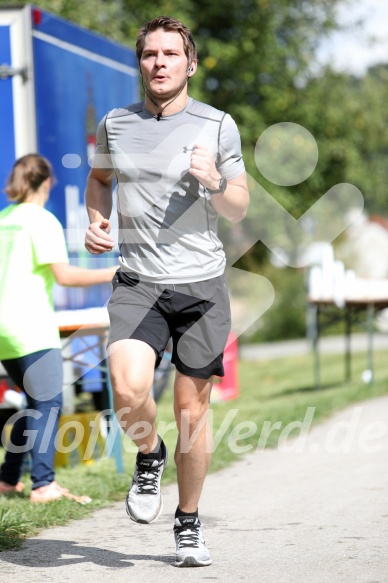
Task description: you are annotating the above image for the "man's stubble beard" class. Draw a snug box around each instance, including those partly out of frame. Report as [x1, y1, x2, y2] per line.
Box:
[144, 77, 188, 106]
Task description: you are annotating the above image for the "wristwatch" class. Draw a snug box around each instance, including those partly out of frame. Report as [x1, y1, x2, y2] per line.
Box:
[206, 177, 227, 195]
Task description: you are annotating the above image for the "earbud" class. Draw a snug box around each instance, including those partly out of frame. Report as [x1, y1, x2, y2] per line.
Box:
[187, 66, 193, 74]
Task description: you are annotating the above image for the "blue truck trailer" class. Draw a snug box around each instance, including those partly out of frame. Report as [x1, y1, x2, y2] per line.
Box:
[0, 4, 139, 308]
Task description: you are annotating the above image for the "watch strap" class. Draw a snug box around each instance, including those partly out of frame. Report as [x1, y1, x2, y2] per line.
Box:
[206, 177, 227, 195]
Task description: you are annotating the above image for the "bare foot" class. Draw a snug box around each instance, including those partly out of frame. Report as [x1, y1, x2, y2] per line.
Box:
[0, 480, 25, 494]
[30, 481, 92, 504]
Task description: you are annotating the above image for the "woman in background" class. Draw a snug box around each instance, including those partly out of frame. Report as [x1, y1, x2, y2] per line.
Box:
[0, 154, 116, 503]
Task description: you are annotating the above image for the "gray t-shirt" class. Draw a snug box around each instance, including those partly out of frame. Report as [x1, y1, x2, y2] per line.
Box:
[95, 97, 245, 284]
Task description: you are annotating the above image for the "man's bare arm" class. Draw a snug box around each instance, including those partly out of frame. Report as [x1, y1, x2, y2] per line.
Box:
[208, 172, 249, 223]
[84, 167, 115, 254]
[189, 145, 249, 223]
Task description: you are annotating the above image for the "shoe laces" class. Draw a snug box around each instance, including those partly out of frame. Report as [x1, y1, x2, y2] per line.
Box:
[136, 462, 161, 495]
[174, 523, 200, 549]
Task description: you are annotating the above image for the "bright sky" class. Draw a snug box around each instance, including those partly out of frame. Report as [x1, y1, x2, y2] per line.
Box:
[316, 0, 388, 75]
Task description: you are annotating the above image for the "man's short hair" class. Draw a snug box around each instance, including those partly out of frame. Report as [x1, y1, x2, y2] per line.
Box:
[136, 15, 197, 66]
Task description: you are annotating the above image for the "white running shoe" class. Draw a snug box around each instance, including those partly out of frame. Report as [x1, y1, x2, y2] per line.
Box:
[174, 516, 212, 567]
[125, 440, 167, 524]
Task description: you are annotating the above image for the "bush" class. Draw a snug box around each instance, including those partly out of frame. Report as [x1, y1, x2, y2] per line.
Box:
[242, 263, 307, 343]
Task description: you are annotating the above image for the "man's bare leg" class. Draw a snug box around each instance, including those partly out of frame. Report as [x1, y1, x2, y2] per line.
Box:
[173, 372, 213, 512]
[107, 338, 158, 452]
[173, 372, 213, 567]
[109, 338, 168, 523]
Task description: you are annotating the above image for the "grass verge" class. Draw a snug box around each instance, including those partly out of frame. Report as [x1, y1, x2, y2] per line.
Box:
[1, 349, 388, 551]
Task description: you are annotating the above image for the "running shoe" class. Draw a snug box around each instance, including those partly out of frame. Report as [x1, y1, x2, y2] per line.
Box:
[125, 439, 167, 523]
[174, 516, 212, 567]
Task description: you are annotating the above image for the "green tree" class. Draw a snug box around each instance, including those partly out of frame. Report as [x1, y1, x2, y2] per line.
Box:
[343, 65, 388, 214]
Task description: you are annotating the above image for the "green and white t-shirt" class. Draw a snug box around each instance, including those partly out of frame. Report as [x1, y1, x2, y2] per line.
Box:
[0, 203, 69, 359]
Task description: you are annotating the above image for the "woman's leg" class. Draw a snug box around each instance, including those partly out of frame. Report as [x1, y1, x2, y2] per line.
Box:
[0, 406, 27, 486]
[1, 349, 63, 489]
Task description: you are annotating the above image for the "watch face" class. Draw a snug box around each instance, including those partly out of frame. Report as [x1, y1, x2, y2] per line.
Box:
[219, 177, 227, 192]
[208, 177, 227, 194]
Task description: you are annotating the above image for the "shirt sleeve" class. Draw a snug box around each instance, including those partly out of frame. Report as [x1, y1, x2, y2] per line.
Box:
[217, 113, 245, 180]
[30, 210, 69, 266]
[94, 114, 113, 171]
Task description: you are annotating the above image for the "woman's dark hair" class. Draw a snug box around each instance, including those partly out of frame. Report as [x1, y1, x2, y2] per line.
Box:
[4, 154, 52, 203]
[136, 16, 197, 66]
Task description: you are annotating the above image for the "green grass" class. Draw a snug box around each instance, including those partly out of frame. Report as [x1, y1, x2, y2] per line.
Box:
[1, 349, 388, 551]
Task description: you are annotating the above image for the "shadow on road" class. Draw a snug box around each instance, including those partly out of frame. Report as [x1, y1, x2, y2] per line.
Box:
[0, 539, 174, 568]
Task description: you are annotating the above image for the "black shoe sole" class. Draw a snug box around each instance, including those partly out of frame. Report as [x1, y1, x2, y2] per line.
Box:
[175, 556, 212, 567]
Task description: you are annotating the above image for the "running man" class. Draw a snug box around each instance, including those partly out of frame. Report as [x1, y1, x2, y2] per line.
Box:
[84, 15, 249, 567]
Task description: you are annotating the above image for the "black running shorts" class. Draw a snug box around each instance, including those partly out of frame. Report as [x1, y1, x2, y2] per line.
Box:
[107, 271, 231, 379]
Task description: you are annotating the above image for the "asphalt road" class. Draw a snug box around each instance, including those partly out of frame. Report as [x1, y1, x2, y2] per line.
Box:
[0, 396, 387, 582]
[240, 332, 388, 361]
